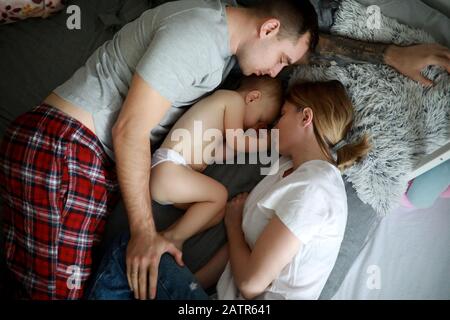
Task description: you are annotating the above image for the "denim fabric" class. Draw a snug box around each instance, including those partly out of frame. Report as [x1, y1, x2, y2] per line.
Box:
[87, 233, 210, 300]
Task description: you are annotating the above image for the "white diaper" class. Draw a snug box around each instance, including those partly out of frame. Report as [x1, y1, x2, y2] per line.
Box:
[151, 148, 189, 169]
[151, 148, 190, 206]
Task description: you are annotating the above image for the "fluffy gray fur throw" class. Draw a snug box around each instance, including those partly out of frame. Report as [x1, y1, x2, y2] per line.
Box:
[290, 0, 450, 215]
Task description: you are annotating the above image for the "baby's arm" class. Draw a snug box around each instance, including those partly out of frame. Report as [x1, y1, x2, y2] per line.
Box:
[194, 244, 229, 290]
[222, 92, 268, 153]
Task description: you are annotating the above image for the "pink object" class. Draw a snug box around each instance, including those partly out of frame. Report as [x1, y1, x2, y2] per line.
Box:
[400, 192, 416, 208]
[400, 180, 449, 208]
[441, 186, 450, 199]
[400, 180, 416, 208]
[0, 0, 65, 24]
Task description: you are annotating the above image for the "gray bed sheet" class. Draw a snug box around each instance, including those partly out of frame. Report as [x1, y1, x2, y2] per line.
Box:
[0, 0, 381, 299]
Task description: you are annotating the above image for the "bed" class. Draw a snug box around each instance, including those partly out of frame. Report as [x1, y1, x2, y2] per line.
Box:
[332, 197, 450, 300]
[0, 0, 448, 300]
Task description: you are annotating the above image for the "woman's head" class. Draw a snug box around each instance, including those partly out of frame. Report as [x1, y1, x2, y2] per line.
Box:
[275, 80, 371, 171]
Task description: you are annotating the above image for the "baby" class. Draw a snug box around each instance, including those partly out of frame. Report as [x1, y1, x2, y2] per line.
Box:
[150, 76, 283, 249]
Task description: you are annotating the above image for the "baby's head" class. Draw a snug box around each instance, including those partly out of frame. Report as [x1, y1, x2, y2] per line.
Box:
[237, 76, 283, 129]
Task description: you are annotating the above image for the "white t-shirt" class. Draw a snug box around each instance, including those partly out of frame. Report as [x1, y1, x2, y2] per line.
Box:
[216, 157, 348, 300]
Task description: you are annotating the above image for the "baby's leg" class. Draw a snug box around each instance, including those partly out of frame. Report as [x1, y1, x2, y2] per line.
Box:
[151, 162, 228, 250]
[173, 205, 225, 232]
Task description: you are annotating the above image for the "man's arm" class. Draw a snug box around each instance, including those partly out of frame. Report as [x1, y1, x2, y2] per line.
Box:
[310, 33, 388, 66]
[306, 33, 450, 86]
[112, 74, 183, 300]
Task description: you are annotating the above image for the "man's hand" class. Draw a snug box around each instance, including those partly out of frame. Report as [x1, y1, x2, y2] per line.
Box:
[224, 193, 248, 229]
[126, 229, 184, 300]
[384, 43, 450, 86]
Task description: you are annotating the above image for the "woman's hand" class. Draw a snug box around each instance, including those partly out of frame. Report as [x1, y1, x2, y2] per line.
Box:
[224, 193, 249, 228]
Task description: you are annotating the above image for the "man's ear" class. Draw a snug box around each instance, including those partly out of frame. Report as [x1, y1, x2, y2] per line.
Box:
[260, 19, 280, 39]
[245, 90, 262, 104]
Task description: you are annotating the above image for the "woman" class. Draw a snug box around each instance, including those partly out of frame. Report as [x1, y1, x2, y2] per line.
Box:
[87, 80, 371, 300]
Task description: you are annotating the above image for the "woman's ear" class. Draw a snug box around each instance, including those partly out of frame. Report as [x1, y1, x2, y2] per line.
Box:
[245, 90, 262, 104]
[259, 19, 280, 38]
[303, 108, 314, 126]
[298, 107, 314, 127]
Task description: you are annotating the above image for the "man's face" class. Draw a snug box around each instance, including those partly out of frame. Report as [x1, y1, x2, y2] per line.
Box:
[237, 30, 311, 78]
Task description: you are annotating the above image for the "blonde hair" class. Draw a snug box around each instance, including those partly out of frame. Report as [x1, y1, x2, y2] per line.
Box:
[239, 76, 284, 115]
[286, 80, 371, 171]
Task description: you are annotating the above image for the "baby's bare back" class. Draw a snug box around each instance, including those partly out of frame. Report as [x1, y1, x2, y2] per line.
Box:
[161, 90, 243, 171]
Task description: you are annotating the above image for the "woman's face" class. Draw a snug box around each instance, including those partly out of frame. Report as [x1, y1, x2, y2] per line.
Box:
[273, 101, 301, 155]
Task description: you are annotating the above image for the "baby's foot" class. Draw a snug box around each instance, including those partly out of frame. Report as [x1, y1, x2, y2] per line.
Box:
[162, 231, 184, 251]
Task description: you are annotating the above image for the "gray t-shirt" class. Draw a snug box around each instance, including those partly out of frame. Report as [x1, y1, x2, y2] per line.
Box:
[54, 0, 237, 159]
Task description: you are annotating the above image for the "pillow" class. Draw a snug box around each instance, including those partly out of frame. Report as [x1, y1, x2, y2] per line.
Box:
[289, 0, 450, 216]
[0, 0, 66, 24]
[405, 160, 450, 209]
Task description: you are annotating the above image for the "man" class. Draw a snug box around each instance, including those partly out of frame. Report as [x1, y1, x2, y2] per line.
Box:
[0, 0, 448, 300]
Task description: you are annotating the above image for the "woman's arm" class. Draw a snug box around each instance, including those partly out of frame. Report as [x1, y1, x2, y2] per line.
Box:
[225, 194, 301, 300]
[194, 244, 229, 290]
[308, 33, 450, 86]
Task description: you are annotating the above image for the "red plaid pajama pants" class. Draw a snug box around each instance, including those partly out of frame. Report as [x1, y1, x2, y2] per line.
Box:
[0, 104, 120, 299]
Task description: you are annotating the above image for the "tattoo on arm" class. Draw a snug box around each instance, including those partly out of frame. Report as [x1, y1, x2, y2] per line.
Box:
[309, 33, 389, 67]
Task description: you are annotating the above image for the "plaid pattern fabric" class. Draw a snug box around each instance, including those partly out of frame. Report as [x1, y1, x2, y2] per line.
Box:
[0, 104, 120, 299]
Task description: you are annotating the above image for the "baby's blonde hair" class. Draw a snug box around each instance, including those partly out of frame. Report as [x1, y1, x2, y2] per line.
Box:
[286, 80, 371, 171]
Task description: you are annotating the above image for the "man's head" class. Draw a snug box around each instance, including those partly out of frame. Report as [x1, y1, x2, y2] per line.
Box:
[237, 75, 283, 129]
[236, 0, 319, 78]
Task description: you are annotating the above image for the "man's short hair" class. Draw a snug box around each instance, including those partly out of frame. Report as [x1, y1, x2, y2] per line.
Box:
[248, 0, 319, 51]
